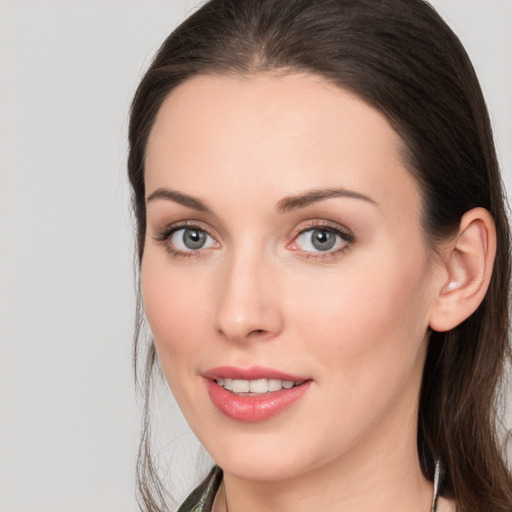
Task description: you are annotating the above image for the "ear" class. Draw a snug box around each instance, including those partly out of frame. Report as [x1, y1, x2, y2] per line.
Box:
[429, 208, 496, 332]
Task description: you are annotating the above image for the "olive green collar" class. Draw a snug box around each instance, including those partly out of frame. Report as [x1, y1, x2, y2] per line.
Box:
[178, 466, 223, 512]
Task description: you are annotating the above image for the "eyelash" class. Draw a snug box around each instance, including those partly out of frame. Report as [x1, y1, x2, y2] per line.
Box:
[153, 221, 217, 259]
[290, 220, 355, 260]
[153, 220, 355, 260]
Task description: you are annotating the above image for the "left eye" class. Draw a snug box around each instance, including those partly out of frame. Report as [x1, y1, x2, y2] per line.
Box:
[169, 227, 216, 251]
[294, 228, 349, 252]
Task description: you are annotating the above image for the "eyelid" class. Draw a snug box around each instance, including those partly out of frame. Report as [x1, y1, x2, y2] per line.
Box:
[288, 219, 355, 257]
[171, 227, 217, 252]
[153, 220, 217, 240]
[292, 219, 355, 241]
[153, 220, 220, 257]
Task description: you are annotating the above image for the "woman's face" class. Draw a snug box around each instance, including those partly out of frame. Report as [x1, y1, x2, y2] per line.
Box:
[142, 73, 444, 482]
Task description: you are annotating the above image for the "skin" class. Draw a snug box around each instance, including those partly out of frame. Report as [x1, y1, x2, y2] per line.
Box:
[141, 73, 458, 511]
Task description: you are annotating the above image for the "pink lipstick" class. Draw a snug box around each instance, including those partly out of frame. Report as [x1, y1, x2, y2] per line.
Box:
[203, 366, 312, 422]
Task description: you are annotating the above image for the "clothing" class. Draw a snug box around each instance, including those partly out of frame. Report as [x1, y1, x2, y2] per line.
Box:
[177, 466, 223, 512]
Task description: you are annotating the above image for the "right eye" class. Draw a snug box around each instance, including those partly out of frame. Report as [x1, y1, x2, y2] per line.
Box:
[168, 227, 216, 252]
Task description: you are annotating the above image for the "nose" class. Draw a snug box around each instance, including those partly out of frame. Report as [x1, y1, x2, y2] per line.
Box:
[213, 249, 284, 343]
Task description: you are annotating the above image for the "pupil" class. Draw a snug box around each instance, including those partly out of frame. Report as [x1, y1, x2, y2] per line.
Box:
[312, 229, 336, 251]
[183, 229, 206, 249]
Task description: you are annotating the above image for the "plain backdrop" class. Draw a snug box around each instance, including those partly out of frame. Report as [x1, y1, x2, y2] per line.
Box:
[0, 1, 511, 511]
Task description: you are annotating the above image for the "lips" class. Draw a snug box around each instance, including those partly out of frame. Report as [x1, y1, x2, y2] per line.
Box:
[203, 366, 312, 422]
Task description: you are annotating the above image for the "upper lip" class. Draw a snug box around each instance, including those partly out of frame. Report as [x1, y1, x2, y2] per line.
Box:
[203, 366, 310, 382]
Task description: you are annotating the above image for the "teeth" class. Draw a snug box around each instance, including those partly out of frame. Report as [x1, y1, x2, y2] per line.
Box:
[232, 380, 250, 393]
[249, 379, 267, 393]
[216, 378, 302, 394]
[268, 379, 282, 391]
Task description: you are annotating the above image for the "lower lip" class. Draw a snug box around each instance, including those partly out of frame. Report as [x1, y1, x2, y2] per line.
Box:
[205, 379, 312, 422]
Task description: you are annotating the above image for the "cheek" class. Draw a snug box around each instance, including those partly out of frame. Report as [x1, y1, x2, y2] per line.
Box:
[288, 247, 432, 383]
[140, 253, 211, 365]
[281, 251, 432, 451]
[140, 254, 217, 424]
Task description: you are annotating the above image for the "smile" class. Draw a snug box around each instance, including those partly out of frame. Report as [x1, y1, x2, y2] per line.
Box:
[204, 367, 312, 422]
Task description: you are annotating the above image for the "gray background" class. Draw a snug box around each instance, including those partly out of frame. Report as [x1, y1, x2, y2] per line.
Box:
[0, 1, 511, 511]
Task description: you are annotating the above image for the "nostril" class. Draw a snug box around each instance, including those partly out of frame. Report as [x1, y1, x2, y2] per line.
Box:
[248, 329, 267, 338]
[214, 289, 284, 342]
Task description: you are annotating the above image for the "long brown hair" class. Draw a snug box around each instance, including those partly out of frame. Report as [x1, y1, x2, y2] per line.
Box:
[128, 1, 512, 510]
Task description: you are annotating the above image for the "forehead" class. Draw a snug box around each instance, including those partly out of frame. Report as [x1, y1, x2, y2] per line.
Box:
[145, 72, 421, 216]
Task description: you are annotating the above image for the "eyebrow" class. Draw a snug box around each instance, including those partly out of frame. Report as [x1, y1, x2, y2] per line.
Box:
[145, 186, 378, 214]
[146, 188, 212, 213]
[276, 187, 378, 213]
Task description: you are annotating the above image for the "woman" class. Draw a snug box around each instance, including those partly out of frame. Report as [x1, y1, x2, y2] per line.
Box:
[128, 0, 512, 511]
